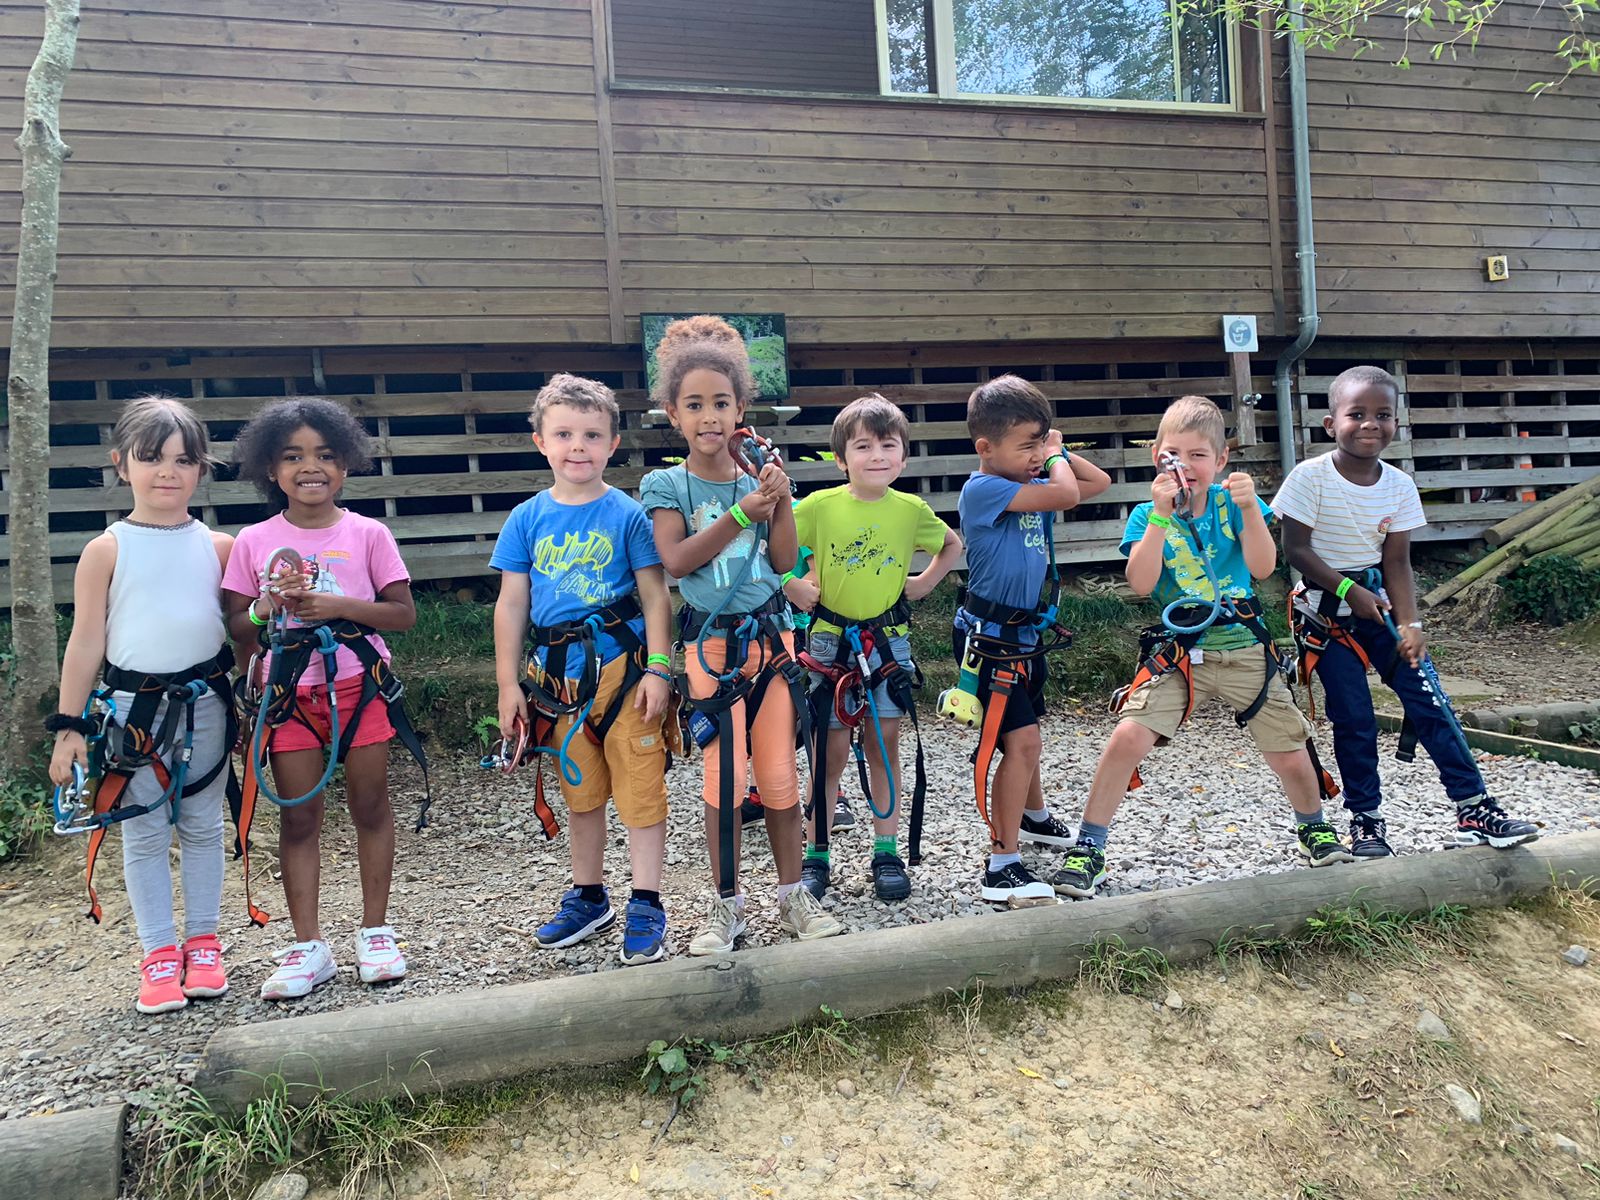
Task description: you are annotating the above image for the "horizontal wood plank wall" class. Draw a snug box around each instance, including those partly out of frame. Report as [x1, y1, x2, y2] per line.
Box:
[609, 92, 1280, 343]
[610, 0, 878, 93]
[0, 0, 611, 347]
[1300, 0, 1600, 339]
[6, 339, 1596, 603]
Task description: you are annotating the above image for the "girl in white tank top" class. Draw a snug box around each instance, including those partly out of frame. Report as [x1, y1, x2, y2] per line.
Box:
[49, 397, 237, 1016]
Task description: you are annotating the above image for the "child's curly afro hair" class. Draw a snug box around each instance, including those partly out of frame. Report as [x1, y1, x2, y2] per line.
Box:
[234, 396, 374, 513]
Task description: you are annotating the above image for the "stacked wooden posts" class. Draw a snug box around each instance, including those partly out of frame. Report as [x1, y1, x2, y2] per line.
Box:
[1423, 473, 1600, 609]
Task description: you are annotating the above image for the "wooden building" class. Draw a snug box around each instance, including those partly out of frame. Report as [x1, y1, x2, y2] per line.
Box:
[0, 0, 1596, 597]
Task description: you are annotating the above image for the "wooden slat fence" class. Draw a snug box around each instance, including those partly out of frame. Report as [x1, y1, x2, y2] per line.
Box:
[3, 342, 1598, 604]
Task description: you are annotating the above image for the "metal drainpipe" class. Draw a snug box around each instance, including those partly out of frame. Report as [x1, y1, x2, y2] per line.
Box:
[1273, 0, 1320, 475]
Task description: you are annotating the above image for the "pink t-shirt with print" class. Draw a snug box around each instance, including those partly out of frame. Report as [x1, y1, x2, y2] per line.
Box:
[222, 510, 410, 687]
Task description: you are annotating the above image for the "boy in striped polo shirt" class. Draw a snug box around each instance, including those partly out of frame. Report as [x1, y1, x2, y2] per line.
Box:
[1272, 365, 1537, 857]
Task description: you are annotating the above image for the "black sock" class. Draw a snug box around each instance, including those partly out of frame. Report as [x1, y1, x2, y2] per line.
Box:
[577, 883, 606, 905]
[632, 889, 664, 910]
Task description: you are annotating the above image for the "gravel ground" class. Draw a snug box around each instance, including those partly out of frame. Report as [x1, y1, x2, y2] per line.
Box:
[2, 703, 1598, 1124]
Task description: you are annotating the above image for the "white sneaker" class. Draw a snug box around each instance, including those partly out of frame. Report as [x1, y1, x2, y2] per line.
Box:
[356, 925, 408, 984]
[687, 896, 746, 956]
[779, 886, 843, 941]
[260, 939, 337, 1001]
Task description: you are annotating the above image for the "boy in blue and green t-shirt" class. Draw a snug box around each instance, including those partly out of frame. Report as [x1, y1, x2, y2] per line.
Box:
[790, 395, 962, 902]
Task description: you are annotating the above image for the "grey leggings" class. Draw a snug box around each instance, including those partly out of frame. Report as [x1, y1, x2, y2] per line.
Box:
[111, 689, 229, 953]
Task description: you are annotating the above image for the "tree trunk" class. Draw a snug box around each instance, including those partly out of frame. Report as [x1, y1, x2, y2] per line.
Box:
[2, 0, 79, 779]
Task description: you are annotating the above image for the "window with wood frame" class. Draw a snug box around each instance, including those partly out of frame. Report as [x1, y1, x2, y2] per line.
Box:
[607, 0, 1237, 110]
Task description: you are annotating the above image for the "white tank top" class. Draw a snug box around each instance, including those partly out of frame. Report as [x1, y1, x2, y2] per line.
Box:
[105, 520, 227, 674]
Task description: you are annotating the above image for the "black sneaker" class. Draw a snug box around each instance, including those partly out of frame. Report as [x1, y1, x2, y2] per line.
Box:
[1451, 797, 1539, 849]
[1050, 840, 1108, 898]
[1348, 812, 1395, 859]
[1296, 820, 1356, 867]
[831, 792, 856, 832]
[799, 856, 831, 900]
[979, 861, 1055, 906]
[1019, 810, 1077, 848]
[871, 852, 911, 902]
[738, 786, 765, 827]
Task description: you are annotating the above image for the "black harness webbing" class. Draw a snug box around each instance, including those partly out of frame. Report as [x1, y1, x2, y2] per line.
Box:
[801, 598, 928, 864]
[679, 593, 811, 899]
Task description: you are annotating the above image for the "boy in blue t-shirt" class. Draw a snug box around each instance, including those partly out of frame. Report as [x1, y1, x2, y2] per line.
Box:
[491, 375, 675, 965]
[1050, 396, 1352, 901]
[954, 376, 1111, 906]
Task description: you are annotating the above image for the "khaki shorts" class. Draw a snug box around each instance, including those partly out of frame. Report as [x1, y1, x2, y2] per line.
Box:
[534, 653, 669, 827]
[1118, 644, 1313, 753]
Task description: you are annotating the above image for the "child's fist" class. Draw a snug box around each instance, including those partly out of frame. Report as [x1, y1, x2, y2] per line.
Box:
[783, 574, 819, 612]
[1044, 428, 1064, 456]
[1398, 625, 1426, 667]
[497, 684, 528, 739]
[734, 487, 777, 523]
[1344, 584, 1388, 624]
[1150, 472, 1181, 517]
[48, 733, 87, 788]
[1225, 472, 1257, 506]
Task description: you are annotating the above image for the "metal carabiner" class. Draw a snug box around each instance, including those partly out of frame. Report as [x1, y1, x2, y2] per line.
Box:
[480, 715, 530, 773]
[52, 762, 95, 836]
[1158, 449, 1192, 513]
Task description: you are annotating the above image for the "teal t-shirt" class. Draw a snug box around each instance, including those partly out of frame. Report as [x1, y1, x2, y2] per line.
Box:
[638, 464, 790, 625]
[1120, 484, 1273, 651]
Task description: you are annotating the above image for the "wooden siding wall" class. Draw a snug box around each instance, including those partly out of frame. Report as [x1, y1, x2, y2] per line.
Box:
[6, 340, 1596, 603]
[1302, 0, 1600, 339]
[610, 0, 879, 93]
[0, 0, 614, 347]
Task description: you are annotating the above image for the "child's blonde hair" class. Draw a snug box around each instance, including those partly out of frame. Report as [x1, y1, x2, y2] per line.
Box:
[530, 373, 619, 438]
[830, 393, 910, 461]
[1155, 395, 1226, 456]
[110, 395, 216, 477]
[650, 315, 755, 411]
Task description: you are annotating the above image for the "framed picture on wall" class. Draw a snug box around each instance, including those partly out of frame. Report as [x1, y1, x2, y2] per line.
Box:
[640, 312, 790, 401]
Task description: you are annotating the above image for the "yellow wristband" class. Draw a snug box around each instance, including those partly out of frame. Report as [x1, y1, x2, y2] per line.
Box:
[729, 503, 751, 529]
[646, 653, 670, 668]
[1147, 513, 1174, 530]
[1335, 577, 1355, 600]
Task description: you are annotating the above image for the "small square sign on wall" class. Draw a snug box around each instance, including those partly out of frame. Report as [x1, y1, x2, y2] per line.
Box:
[1221, 315, 1259, 354]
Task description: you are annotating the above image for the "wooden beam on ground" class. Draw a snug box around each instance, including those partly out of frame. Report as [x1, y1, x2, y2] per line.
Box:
[0, 1104, 128, 1200]
[1376, 713, 1600, 771]
[195, 832, 1600, 1111]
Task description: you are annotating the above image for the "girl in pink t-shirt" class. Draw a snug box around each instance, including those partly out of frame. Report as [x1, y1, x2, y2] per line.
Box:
[222, 398, 417, 1001]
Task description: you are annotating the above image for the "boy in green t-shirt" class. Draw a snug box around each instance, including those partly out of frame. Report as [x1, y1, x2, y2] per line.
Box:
[790, 395, 963, 902]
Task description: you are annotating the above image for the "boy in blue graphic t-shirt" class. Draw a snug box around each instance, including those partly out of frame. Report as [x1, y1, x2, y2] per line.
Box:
[491, 375, 676, 966]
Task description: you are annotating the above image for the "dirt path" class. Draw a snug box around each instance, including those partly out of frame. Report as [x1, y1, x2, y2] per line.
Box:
[311, 904, 1600, 1200]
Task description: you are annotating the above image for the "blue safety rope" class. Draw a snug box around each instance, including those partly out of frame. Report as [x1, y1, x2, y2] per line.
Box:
[847, 625, 897, 821]
[250, 623, 342, 808]
[528, 612, 604, 787]
[1374, 579, 1477, 763]
[1160, 486, 1227, 635]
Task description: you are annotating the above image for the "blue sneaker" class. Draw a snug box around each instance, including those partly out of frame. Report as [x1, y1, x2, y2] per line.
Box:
[535, 887, 615, 949]
[619, 898, 668, 966]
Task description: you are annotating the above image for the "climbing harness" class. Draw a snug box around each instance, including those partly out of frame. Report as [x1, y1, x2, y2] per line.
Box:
[948, 513, 1075, 848]
[491, 593, 652, 842]
[799, 598, 929, 863]
[48, 648, 243, 924]
[1106, 486, 1337, 798]
[1289, 566, 1469, 767]
[236, 548, 432, 924]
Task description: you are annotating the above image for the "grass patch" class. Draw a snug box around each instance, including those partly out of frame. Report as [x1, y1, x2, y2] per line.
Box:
[1216, 901, 1474, 970]
[1077, 935, 1172, 998]
[385, 592, 499, 747]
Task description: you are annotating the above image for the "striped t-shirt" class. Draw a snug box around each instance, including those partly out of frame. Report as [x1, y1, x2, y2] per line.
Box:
[1271, 452, 1425, 616]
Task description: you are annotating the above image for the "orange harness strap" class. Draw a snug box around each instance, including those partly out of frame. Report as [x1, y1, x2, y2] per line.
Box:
[1110, 652, 1195, 792]
[972, 665, 1020, 847]
[234, 717, 275, 928]
[83, 771, 139, 923]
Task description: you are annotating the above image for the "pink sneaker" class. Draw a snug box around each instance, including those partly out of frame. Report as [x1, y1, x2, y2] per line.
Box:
[182, 933, 229, 999]
[137, 946, 188, 1015]
[260, 939, 337, 1001]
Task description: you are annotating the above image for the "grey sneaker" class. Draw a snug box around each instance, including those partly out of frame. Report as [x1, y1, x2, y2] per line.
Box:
[686, 896, 746, 956]
[779, 886, 843, 941]
[831, 792, 856, 831]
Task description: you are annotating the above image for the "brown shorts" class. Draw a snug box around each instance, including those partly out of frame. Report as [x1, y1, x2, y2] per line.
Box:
[534, 654, 669, 827]
[1118, 644, 1313, 753]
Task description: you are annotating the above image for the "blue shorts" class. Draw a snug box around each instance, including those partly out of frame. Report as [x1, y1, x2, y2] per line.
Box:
[805, 630, 916, 729]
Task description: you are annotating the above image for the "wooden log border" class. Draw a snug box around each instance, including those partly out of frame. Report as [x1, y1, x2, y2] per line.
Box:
[195, 831, 1600, 1111]
[0, 1102, 128, 1200]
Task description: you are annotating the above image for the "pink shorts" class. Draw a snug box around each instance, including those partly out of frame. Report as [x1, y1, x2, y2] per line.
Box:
[270, 674, 395, 754]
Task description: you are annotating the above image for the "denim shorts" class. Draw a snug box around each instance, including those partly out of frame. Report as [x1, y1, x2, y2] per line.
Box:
[806, 629, 917, 728]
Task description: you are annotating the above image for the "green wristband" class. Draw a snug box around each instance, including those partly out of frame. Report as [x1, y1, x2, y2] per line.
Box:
[1043, 453, 1067, 472]
[729, 503, 751, 529]
[247, 602, 269, 627]
[646, 653, 670, 668]
[1335, 577, 1355, 600]
[1147, 513, 1175, 530]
